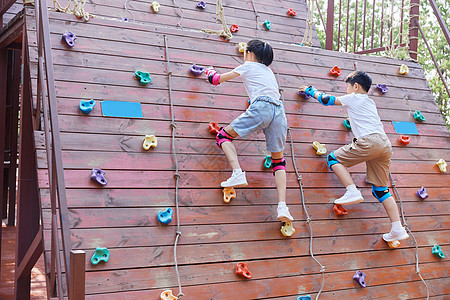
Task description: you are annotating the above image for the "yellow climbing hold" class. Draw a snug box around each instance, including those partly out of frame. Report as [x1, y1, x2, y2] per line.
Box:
[143, 135, 157, 150]
[151, 1, 160, 12]
[223, 187, 236, 203]
[312, 141, 327, 155]
[399, 64, 409, 75]
[436, 159, 447, 173]
[238, 42, 247, 53]
[281, 221, 295, 237]
[388, 240, 401, 248]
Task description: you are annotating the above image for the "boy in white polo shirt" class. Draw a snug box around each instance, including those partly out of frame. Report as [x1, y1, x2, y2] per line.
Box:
[299, 70, 409, 242]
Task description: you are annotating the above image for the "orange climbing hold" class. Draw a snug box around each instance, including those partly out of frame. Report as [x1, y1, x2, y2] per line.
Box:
[209, 122, 220, 135]
[235, 262, 252, 279]
[160, 290, 177, 300]
[288, 8, 297, 16]
[230, 24, 239, 33]
[223, 187, 236, 203]
[330, 65, 342, 77]
[398, 135, 410, 145]
[387, 240, 401, 248]
[333, 204, 348, 216]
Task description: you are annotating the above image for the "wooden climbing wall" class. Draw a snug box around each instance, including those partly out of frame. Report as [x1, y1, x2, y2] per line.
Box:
[24, 0, 449, 298]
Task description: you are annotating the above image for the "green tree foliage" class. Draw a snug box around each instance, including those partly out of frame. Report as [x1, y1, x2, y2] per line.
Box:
[313, 0, 449, 128]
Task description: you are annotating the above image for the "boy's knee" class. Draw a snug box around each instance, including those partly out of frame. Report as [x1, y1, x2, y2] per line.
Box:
[327, 151, 339, 171]
[372, 185, 392, 203]
[271, 157, 286, 175]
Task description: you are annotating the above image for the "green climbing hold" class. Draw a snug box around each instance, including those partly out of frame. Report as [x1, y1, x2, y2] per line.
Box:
[343, 119, 351, 130]
[264, 155, 272, 169]
[91, 247, 110, 265]
[263, 20, 271, 30]
[135, 70, 152, 85]
[432, 245, 445, 259]
[413, 110, 425, 122]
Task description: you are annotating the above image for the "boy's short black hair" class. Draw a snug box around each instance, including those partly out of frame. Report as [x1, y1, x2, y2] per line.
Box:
[246, 39, 274, 66]
[344, 70, 372, 92]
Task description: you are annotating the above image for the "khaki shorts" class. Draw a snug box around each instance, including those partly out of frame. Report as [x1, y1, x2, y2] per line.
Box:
[334, 133, 392, 186]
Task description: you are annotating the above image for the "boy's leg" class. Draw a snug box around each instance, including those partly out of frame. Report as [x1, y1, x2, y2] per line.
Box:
[330, 163, 354, 186]
[218, 125, 248, 187]
[271, 151, 293, 222]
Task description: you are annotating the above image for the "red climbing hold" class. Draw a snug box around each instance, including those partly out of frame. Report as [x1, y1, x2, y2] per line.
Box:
[399, 134, 410, 145]
[209, 122, 220, 135]
[330, 65, 342, 77]
[288, 8, 297, 16]
[333, 204, 348, 216]
[236, 262, 252, 279]
[230, 24, 239, 33]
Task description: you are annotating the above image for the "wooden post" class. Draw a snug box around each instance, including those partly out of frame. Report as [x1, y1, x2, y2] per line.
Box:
[0, 47, 6, 277]
[325, 0, 335, 50]
[69, 250, 86, 300]
[408, 0, 420, 60]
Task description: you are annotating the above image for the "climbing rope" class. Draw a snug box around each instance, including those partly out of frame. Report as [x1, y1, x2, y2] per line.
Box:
[389, 171, 430, 299]
[201, 0, 233, 39]
[123, 0, 135, 22]
[300, 0, 315, 46]
[273, 60, 326, 299]
[172, 0, 184, 28]
[52, 0, 92, 21]
[164, 35, 184, 299]
[250, 0, 263, 38]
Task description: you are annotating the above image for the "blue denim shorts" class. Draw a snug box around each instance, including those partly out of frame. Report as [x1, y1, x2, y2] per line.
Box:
[231, 96, 287, 152]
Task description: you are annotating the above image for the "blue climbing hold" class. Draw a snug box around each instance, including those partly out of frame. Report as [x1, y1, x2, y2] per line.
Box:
[297, 296, 312, 300]
[158, 208, 173, 224]
[432, 245, 445, 259]
[79, 99, 96, 114]
[264, 155, 272, 169]
[91, 247, 110, 265]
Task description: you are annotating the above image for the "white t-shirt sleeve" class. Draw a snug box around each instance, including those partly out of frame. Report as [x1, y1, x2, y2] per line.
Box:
[232, 63, 248, 75]
[338, 94, 353, 107]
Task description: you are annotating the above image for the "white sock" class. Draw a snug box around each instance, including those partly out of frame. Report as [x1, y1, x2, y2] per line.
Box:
[391, 221, 403, 231]
[346, 184, 357, 192]
[233, 168, 242, 175]
[278, 201, 286, 207]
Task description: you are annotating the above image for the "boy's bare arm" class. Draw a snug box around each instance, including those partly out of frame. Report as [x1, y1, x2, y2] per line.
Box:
[299, 85, 342, 106]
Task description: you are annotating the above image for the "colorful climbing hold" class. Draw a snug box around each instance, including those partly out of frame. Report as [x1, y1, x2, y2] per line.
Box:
[230, 24, 239, 33]
[208, 122, 220, 135]
[288, 8, 297, 16]
[333, 204, 348, 216]
[196, 0, 206, 9]
[353, 270, 367, 288]
[264, 155, 272, 169]
[399, 64, 409, 75]
[281, 221, 295, 237]
[297, 296, 312, 300]
[90, 247, 110, 265]
[387, 240, 401, 248]
[190, 64, 205, 76]
[330, 65, 342, 77]
[413, 110, 426, 122]
[431, 245, 445, 259]
[235, 262, 252, 279]
[157, 208, 173, 224]
[143, 135, 157, 150]
[135, 71, 152, 85]
[312, 141, 327, 155]
[416, 186, 428, 199]
[160, 290, 177, 300]
[238, 42, 247, 53]
[62, 31, 77, 47]
[263, 20, 271, 30]
[151, 1, 160, 12]
[90, 168, 107, 186]
[79, 99, 96, 114]
[121, 17, 129, 22]
[223, 187, 236, 203]
[398, 134, 410, 145]
[436, 159, 447, 173]
[343, 119, 351, 130]
[298, 90, 311, 99]
[376, 83, 388, 94]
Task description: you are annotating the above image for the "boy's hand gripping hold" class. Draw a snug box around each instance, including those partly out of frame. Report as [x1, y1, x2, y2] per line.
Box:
[205, 67, 221, 86]
[299, 85, 336, 106]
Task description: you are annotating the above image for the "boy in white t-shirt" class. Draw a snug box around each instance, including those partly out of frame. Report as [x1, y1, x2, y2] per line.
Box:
[299, 70, 409, 242]
[205, 39, 293, 222]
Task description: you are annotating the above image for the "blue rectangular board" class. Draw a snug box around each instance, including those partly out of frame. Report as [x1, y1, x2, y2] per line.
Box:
[101, 101, 143, 118]
[392, 121, 419, 135]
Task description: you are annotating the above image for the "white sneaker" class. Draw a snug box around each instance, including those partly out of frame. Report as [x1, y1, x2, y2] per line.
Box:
[220, 171, 248, 187]
[383, 227, 409, 242]
[277, 203, 294, 222]
[334, 190, 364, 205]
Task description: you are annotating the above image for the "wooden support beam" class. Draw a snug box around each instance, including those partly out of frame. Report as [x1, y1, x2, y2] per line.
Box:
[69, 250, 86, 300]
[0, 46, 6, 277]
[0, 0, 16, 16]
[15, 227, 43, 281]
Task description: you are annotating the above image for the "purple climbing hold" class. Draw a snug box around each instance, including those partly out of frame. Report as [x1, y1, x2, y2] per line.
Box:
[196, 1, 206, 9]
[62, 31, 77, 47]
[376, 83, 388, 94]
[190, 64, 205, 76]
[298, 90, 311, 99]
[416, 186, 428, 199]
[353, 270, 367, 288]
[121, 17, 129, 22]
[90, 168, 107, 186]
